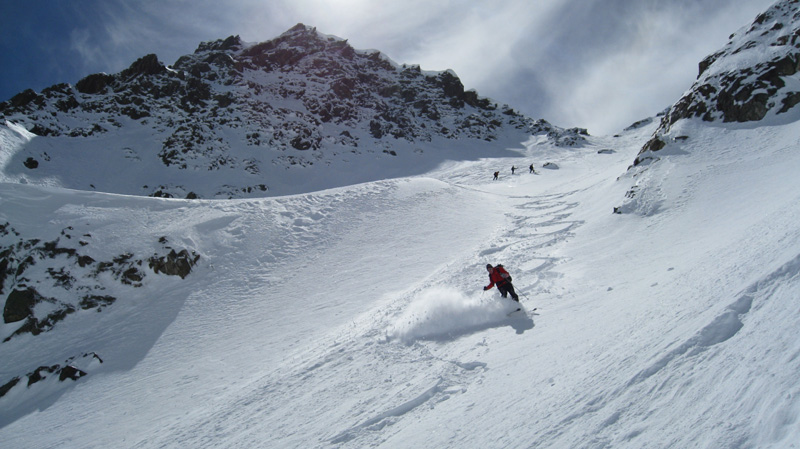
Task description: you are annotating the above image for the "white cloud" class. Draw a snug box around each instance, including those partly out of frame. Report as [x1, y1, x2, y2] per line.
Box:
[442, 0, 777, 134]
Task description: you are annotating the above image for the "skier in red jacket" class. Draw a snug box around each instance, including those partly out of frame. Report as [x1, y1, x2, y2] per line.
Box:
[483, 264, 519, 302]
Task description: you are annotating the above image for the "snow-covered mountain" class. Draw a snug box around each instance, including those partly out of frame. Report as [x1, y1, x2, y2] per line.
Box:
[2, 1, 800, 447]
[0, 23, 585, 199]
[635, 0, 800, 164]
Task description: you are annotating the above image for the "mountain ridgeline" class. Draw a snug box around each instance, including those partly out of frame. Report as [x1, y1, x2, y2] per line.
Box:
[636, 0, 800, 164]
[0, 24, 586, 199]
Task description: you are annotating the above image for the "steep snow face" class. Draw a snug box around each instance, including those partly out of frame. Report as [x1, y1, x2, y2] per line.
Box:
[636, 0, 800, 163]
[0, 24, 586, 199]
[2, 111, 800, 448]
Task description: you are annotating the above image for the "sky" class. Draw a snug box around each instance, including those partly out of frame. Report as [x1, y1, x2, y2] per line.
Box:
[0, 0, 777, 135]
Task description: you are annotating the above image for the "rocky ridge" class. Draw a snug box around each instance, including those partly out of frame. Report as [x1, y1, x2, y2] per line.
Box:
[635, 0, 800, 165]
[1, 222, 199, 341]
[0, 219, 199, 416]
[0, 24, 587, 199]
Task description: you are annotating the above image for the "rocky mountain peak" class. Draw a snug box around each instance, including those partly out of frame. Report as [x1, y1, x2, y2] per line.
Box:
[635, 0, 800, 165]
[195, 35, 244, 54]
[0, 24, 585, 199]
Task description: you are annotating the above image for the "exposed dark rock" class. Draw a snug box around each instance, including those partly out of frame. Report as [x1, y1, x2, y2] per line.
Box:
[633, 137, 667, 166]
[0, 377, 20, 398]
[195, 35, 243, 53]
[29, 124, 57, 136]
[77, 255, 95, 267]
[698, 54, 718, 78]
[11, 305, 76, 340]
[59, 365, 87, 381]
[369, 120, 384, 138]
[779, 91, 800, 113]
[27, 365, 59, 386]
[625, 118, 653, 131]
[121, 266, 144, 285]
[635, 1, 800, 165]
[55, 95, 80, 112]
[9, 89, 42, 109]
[0, 257, 9, 294]
[215, 93, 235, 108]
[438, 71, 465, 100]
[717, 90, 770, 122]
[4, 287, 39, 323]
[1, 224, 198, 341]
[47, 267, 75, 289]
[149, 249, 200, 279]
[120, 106, 150, 120]
[79, 294, 116, 310]
[76, 73, 116, 94]
[120, 54, 166, 80]
[23, 157, 38, 169]
[151, 189, 173, 198]
[642, 136, 666, 153]
[0, 352, 101, 399]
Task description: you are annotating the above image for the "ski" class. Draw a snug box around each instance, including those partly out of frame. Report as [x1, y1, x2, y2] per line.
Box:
[507, 307, 537, 317]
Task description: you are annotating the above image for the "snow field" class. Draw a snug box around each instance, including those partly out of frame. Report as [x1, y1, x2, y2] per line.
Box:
[2, 117, 800, 447]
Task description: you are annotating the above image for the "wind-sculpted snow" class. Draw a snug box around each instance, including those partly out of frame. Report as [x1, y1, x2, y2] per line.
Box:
[630, 249, 800, 388]
[387, 286, 531, 343]
[3, 31, 800, 445]
[626, 294, 752, 388]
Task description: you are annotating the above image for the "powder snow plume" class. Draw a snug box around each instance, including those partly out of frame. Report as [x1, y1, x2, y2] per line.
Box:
[387, 286, 517, 343]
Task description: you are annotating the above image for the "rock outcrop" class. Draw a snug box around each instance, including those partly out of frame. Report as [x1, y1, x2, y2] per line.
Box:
[1, 24, 584, 199]
[635, 0, 800, 166]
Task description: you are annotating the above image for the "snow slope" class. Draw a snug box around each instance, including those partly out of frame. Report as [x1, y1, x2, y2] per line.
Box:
[2, 112, 800, 447]
[0, 24, 583, 200]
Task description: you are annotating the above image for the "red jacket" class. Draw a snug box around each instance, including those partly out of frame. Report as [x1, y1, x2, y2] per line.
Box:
[485, 266, 512, 290]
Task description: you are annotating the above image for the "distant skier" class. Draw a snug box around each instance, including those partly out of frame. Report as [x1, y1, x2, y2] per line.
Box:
[529, 164, 535, 174]
[511, 166, 516, 174]
[483, 263, 519, 302]
[493, 171, 499, 180]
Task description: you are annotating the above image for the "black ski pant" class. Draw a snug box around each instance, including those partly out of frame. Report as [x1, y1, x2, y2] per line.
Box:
[498, 281, 519, 302]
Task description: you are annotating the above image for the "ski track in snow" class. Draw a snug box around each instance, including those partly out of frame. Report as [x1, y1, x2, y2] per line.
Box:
[507, 123, 800, 449]
[1, 123, 656, 448]
[3, 117, 800, 447]
[145, 158, 594, 448]
[56, 155, 566, 449]
[327, 185, 589, 447]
